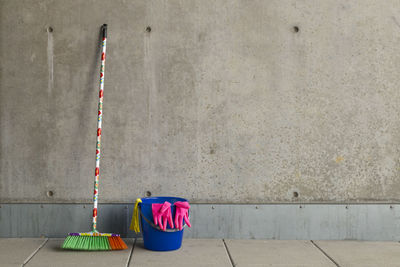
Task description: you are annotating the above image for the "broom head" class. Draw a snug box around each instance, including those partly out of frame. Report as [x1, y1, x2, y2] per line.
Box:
[62, 232, 128, 251]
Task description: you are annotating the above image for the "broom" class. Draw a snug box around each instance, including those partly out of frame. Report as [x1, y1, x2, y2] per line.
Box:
[62, 24, 127, 251]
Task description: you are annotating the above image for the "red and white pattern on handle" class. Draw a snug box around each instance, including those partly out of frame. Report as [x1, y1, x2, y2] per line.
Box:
[93, 33, 107, 232]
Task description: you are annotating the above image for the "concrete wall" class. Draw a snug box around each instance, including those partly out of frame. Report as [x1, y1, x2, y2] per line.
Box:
[1, 0, 400, 204]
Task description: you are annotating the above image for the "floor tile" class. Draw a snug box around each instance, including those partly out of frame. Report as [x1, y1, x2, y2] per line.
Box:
[129, 239, 232, 267]
[225, 239, 336, 267]
[0, 238, 47, 266]
[315, 240, 400, 267]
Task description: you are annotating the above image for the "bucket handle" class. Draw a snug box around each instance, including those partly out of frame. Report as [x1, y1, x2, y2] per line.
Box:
[138, 206, 190, 233]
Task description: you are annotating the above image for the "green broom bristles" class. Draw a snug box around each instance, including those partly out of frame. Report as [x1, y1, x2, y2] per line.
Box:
[62, 233, 127, 251]
[62, 236, 110, 251]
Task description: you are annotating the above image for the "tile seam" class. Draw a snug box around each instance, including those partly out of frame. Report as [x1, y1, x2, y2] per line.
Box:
[222, 239, 235, 267]
[22, 238, 48, 266]
[126, 238, 136, 267]
[310, 240, 340, 267]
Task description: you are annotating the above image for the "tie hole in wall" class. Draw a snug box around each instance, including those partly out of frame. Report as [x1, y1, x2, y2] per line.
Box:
[145, 191, 152, 197]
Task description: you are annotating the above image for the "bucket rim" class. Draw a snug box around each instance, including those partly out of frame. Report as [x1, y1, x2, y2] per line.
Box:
[140, 196, 188, 204]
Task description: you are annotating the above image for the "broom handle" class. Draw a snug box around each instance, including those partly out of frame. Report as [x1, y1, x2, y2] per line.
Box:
[93, 24, 107, 232]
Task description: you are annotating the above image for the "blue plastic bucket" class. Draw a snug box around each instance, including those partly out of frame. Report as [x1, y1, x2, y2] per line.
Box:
[139, 196, 188, 251]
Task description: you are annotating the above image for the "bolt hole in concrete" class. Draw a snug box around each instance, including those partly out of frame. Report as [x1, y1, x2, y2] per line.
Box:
[293, 26, 299, 33]
[145, 191, 152, 197]
[47, 190, 54, 197]
[146, 26, 151, 32]
[47, 26, 53, 32]
[293, 191, 299, 198]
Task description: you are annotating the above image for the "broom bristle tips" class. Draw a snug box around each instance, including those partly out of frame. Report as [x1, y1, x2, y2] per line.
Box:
[62, 234, 127, 251]
[108, 236, 128, 250]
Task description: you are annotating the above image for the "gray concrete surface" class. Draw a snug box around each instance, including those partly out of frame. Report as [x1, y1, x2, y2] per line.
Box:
[2, 0, 400, 204]
[3, 204, 400, 240]
[5, 238, 400, 267]
[0, 204, 129, 238]
[0, 238, 47, 266]
[315, 240, 400, 267]
[186, 203, 400, 240]
[130, 239, 231, 267]
[224, 239, 336, 266]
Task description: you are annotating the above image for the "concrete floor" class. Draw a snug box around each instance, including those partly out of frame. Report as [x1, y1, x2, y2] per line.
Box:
[2, 238, 400, 266]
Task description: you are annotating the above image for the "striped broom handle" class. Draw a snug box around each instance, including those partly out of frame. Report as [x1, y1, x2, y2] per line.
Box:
[93, 24, 107, 232]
